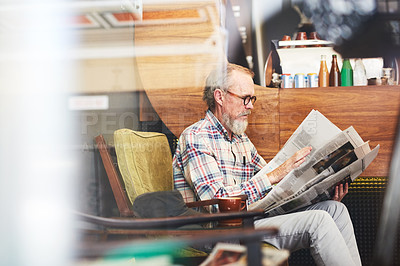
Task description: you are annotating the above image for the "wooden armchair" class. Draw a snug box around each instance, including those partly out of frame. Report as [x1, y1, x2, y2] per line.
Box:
[91, 130, 261, 237]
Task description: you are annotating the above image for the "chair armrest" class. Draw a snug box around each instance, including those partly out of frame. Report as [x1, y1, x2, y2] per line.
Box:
[185, 194, 248, 208]
[74, 209, 264, 229]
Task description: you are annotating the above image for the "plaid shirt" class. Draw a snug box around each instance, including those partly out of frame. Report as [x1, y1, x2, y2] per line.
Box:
[173, 110, 272, 206]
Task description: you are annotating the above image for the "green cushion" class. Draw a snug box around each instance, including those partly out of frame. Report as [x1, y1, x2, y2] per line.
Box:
[114, 129, 173, 204]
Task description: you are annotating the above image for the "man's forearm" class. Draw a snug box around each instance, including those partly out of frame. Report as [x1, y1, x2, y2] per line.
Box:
[267, 146, 312, 185]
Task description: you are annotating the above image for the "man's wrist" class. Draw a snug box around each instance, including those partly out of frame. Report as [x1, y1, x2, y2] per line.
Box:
[267, 171, 279, 185]
[268, 164, 289, 184]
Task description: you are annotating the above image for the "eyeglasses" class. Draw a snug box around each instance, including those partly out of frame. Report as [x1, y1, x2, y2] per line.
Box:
[226, 91, 257, 106]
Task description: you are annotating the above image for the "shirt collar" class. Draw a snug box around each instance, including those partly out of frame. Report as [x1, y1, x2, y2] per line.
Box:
[205, 109, 243, 142]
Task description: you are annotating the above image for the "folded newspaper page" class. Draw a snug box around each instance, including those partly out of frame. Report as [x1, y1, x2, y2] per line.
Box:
[249, 110, 379, 216]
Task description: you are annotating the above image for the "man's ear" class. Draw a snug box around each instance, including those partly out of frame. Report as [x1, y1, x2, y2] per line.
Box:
[214, 89, 224, 107]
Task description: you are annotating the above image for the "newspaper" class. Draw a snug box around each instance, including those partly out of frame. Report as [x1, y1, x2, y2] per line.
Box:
[249, 110, 380, 216]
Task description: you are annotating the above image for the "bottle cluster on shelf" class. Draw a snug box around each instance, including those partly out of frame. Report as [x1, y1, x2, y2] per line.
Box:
[278, 55, 397, 88]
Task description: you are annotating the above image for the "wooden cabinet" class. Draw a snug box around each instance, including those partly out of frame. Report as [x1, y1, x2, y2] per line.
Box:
[145, 84, 400, 177]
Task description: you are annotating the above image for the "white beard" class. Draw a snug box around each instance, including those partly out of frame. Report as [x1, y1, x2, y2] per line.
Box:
[222, 112, 249, 135]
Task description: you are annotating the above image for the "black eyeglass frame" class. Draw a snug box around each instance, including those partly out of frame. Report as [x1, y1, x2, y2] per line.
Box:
[226, 90, 257, 106]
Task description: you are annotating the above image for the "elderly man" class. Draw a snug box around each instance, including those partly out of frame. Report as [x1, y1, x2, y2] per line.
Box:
[173, 63, 361, 266]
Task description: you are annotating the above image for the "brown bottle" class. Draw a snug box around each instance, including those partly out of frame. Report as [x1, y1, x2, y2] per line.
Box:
[329, 54, 341, 87]
[319, 55, 329, 87]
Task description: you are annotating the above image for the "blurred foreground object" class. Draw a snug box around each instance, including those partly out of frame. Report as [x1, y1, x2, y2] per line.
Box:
[304, 0, 400, 58]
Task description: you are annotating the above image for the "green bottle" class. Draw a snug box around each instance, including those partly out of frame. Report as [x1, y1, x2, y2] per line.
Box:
[341, 59, 353, 86]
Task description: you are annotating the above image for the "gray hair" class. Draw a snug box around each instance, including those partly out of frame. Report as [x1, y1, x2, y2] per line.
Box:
[203, 63, 254, 111]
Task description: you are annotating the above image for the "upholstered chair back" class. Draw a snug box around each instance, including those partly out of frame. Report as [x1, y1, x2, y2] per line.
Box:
[114, 128, 173, 204]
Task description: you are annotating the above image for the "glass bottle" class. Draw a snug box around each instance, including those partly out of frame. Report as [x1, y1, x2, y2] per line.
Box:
[341, 58, 353, 86]
[353, 59, 368, 86]
[318, 55, 329, 87]
[329, 54, 341, 86]
[383, 56, 398, 85]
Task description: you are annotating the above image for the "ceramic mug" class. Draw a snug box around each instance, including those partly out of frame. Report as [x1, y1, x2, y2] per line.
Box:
[218, 197, 246, 227]
[280, 35, 291, 48]
[295, 31, 307, 48]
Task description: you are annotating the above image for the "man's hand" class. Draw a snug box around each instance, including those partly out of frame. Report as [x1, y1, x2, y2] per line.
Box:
[290, 146, 313, 169]
[268, 146, 312, 185]
[332, 183, 349, 202]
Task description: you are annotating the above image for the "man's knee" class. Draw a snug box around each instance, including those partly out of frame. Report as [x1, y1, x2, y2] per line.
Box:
[326, 201, 350, 220]
[312, 209, 334, 222]
[313, 201, 354, 234]
[306, 210, 337, 230]
[312, 200, 349, 219]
